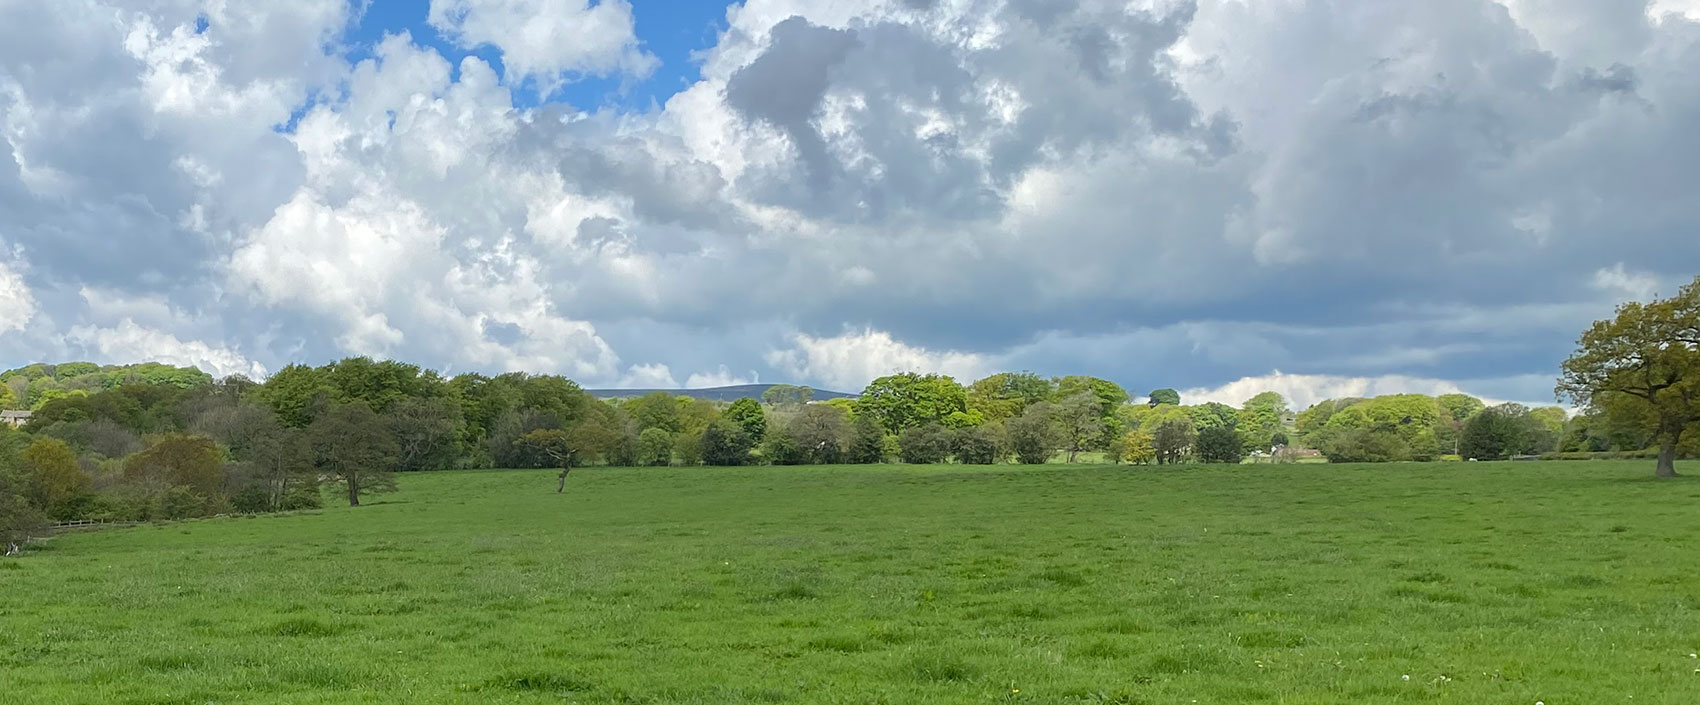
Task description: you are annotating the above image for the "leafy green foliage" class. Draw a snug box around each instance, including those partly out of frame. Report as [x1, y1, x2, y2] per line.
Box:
[310, 403, 399, 507]
[897, 424, 952, 464]
[965, 372, 1055, 422]
[857, 373, 968, 434]
[1312, 428, 1410, 463]
[1151, 418, 1196, 465]
[384, 397, 464, 472]
[0, 465, 46, 554]
[760, 384, 814, 409]
[781, 404, 851, 465]
[950, 425, 1000, 464]
[1436, 394, 1486, 422]
[1055, 376, 1129, 413]
[724, 398, 767, 443]
[1049, 392, 1108, 462]
[1239, 392, 1288, 452]
[19, 438, 92, 519]
[1119, 429, 1155, 464]
[846, 415, 885, 464]
[700, 421, 753, 466]
[1146, 388, 1180, 406]
[27, 384, 192, 435]
[1559, 275, 1700, 476]
[624, 392, 684, 433]
[1306, 395, 1447, 462]
[1459, 403, 1554, 460]
[760, 426, 809, 465]
[1188, 402, 1240, 431]
[488, 409, 565, 468]
[636, 428, 674, 467]
[1195, 426, 1244, 464]
[1, 362, 212, 412]
[672, 429, 705, 466]
[1006, 404, 1057, 464]
[125, 434, 224, 501]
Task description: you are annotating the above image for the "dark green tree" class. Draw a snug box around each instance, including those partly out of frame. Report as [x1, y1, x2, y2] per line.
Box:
[951, 425, 1000, 464]
[1152, 418, 1196, 465]
[310, 402, 399, 507]
[897, 424, 952, 464]
[1195, 426, 1244, 464]
[1006, 403, 1058, 464]
[1147, 388, 1181, 407]
[701, 420, 753, 466]
[847, 415, 886, 464]
[1459, 403, 1539, 460]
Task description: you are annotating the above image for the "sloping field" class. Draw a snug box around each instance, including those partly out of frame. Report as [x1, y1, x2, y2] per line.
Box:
[3, 461, 1698, 704]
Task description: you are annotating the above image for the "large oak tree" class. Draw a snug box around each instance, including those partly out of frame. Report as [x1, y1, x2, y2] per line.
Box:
[1559, 276, 1700, 477]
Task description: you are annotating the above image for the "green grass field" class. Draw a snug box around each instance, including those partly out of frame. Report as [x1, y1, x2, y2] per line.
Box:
[4, 462, 1699, 704]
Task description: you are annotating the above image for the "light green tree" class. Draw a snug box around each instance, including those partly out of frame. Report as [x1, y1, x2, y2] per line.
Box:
[856, 373, 967, 434]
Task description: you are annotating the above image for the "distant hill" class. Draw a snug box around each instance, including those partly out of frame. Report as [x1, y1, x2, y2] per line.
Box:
[585, 384, 855, 402]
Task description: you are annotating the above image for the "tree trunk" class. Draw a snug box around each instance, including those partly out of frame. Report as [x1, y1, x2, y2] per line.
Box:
[1656, 428, 1681, 478]
[557, 468, 569, 493]
[348, 475, 361, 506]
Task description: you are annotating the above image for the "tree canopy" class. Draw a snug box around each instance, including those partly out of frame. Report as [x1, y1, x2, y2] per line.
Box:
[857, 373, 967, 434]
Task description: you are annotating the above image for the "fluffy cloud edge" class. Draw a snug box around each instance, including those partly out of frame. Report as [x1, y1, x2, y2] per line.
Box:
[1182, 370, 1562, 411]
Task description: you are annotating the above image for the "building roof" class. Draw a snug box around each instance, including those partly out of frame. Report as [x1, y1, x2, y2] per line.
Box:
[1, 410, 31, 419]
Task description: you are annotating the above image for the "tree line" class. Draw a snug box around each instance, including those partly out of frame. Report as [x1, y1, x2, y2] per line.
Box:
[4, 274, 1697, 549]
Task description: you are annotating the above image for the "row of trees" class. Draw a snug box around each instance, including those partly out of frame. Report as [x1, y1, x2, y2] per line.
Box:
[5, 275, 1697, 548]
[1, 362, 212, 411]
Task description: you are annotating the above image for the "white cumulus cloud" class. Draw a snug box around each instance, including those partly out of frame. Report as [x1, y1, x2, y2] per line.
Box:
[0, 253, 35, 334]
[684, 365, 758, 389]
[427, 0, 656, 89]
[68, 319, 267, 379]
[767, 329, 990, 392]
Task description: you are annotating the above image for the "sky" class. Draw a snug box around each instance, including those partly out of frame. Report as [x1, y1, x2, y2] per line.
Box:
[2, 0, 1699, 409]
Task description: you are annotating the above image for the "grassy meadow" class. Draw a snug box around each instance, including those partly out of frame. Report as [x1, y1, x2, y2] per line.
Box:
[3, 461, 1699, 704]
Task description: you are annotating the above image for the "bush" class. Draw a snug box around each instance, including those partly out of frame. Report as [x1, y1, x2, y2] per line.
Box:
[951, 426, 1000, 464]
[1195, 426, 1244, 464]
[1314, 428, 1410, 463]
[1006, 408, 1057, 465]
[898, 425, 952, 464]
[700, 421, 752, 466]
[761, 427, 810, 466]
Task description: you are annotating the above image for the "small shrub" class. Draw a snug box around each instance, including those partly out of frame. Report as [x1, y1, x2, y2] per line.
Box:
[951, 426, 1000, 464]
